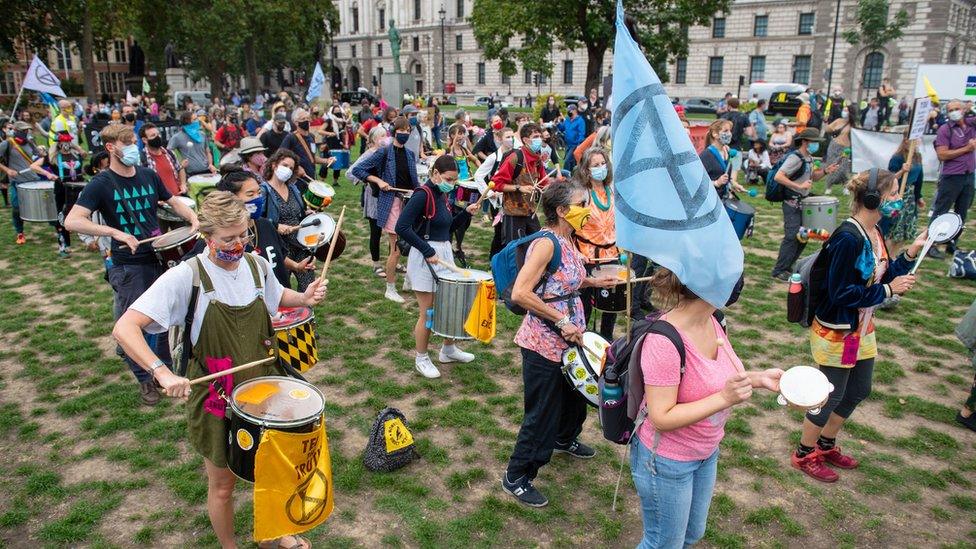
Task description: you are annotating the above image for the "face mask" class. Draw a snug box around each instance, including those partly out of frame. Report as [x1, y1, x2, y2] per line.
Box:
[379, 136, 392, 147]
[275, 122, 286, 130]
[374, 115, 382, 122]
[841, 111, 849, 120]
[123, 113, 136, 122]
[4, 129, 13, 138]
[119, 143, 140, 166]
[503, 137, 514, 148]
[13, 130, 28, 142]
[147, 135, 163, 148]
[564, 205, 590, 231]
[492, 120, 504, 131]
[250, 153, 267, 167]
[949, 110, 964, 122]
[718, 131, 732, 145]
[275, 165, 293, 181]
[880, 198, 904, 217]
[212, 241, 245, 262]
[807, 142, 820, 154]
[409, 116, 419, 126]
[528, 137, 543, 153]
[245, 194, 266, 219]
[590, 165, 608, 182]
[395, 133, 409, 145]
[436, 181, 455, 193]
[297, 120, 310, 131]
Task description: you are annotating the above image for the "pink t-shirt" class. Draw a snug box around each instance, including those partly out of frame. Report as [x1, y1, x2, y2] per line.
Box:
[636, 316, 743, 461]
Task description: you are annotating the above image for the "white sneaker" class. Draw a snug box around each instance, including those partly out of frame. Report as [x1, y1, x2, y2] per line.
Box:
[385, 288, 405, 303]
[415, 354, 441, 378]
[439, 345, 475, 363]
[824, 188, 833, 195]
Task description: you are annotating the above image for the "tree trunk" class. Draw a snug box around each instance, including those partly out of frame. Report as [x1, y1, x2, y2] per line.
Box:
[80, 7, 97, 102]
[243, 38, 259, 99]
[209, 65, 223, 102]
[585, 43, 607, 98]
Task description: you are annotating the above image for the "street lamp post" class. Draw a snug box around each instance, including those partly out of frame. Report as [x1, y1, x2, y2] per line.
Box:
[826, 0, 842, 96]
[424, 35, 431, 96]
[439, 5, 446, 95]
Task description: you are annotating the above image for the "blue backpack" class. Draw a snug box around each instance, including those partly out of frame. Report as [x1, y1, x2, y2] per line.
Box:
[490, 231, 562, 315]
[765, 150, 805, 202]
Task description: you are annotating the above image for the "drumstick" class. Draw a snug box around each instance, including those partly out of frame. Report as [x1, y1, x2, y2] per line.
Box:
[590, 256, 621, 264]
[909, 237, 936, 275]
[318, 205, 346, 283]
[439, 260, 471, 278]
[137, 234, 167, 245]
[188, 356, 277, 386]
[611, 275, 654, 286]
[387, 187, 416, 193]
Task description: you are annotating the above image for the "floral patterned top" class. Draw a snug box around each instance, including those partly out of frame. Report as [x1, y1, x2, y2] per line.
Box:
[514, 233, 587, 362]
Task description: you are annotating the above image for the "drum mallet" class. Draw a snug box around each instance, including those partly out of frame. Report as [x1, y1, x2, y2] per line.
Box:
[137, 234, 167, 245]
[187, 356, 277, 386]
[318, 205, 346, 284]
[299, 218, 322, 228]
[439, 260, 472, 278]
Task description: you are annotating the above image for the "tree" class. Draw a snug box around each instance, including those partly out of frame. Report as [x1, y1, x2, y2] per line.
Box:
[842, 0, 909, 52]
[470, 0, 728, 95]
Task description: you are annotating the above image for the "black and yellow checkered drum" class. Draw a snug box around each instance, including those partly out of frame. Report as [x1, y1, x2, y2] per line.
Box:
[271, 307, 319, 373]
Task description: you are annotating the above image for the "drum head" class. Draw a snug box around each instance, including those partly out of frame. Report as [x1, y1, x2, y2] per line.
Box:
[778, 366, 833, 407]
[439, 268, 493, 283]
[929, 212, 964, 244]
[297, 213, 336, 251]
[19, 181, 54, 190]
[188, 173, 221, 185]
[152, 226, 198, 250]
[801, 196, 839, 207]
[591, 265, 633, 283]
[724, 198, 756, 215]
[307, 181, 336, 198]
[230, 376, 324, 428]
[457, 179, 480, 190]
[312, 230, 346, 262]
[272, 306, 314, 330]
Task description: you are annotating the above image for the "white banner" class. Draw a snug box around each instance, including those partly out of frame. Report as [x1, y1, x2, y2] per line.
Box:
[22, 55, 66, 97]
[850, 128, 941, 181]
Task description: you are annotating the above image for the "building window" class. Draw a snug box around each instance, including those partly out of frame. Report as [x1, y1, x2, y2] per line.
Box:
[415, 63, 423, 75]
[538, 72, 547, 85]
[113, 40, 127, 64]
[352, 7, 359, 33]
[379, 9, 385, 30]
[457, 0, 464, 18]
[378, 43, 383, 56]
[798, 13, 815, 35]
[712, 17, 726, 38]
[501, 72, 510, 85]
[708, 57, 723, 85]
[378, 67, 384, 79]
[949, 46, 959, 64]
[749, 56, 765, 83]
[0, 72, 17, 95]
[55, 40, 73, 71]
[456, 34, 463, 51]
[331, 46, 338, 58]
[413, 36, 419, 51]
[97, 72, 125, 95]
[792, 55, 811, 84]
[524, 69, 532, 84]
[455, 63, 464, 84]
[862, 52, 884, 89]
[754, 15, 768, 37]
[563, 60, 573, 85]
[95, 47, 106, 63]
[477, 62, 486, 84]
[351, 45, 357, 57]
[414, 0, 421, 20]
[675, 57, 687, 84]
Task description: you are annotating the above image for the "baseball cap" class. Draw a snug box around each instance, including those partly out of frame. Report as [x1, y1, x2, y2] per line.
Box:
[274, 112, 287, 121]
[402, 104, 419, 114]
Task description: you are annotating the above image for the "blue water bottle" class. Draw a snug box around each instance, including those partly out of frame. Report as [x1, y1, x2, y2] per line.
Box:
[601, 371, 623, 407]
[424, 308, 434, 329]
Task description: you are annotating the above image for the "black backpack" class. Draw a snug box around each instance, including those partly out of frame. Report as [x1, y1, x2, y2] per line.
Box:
[363, 407, 420, 472]
[787, 221, 862, 327]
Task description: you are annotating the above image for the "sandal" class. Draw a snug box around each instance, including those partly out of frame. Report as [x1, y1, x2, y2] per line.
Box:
[396, 263, 406, 274]
[373, 266, 387, 278]
[258, 534, 311, 549]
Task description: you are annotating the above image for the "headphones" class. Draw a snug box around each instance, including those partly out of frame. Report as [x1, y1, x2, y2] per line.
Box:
[863, 167, 882, 210]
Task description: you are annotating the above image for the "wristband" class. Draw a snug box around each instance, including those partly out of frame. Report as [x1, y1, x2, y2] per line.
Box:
[555, 316, 571, 329]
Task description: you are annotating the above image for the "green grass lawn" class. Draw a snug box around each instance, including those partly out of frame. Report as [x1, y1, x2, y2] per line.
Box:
[0, 151, 975, 547]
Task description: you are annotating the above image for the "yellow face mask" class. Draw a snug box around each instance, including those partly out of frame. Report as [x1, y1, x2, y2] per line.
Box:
[564, 205, 590, 231]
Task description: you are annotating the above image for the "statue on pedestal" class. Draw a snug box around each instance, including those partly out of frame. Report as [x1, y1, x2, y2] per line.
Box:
[388, 19, 402, 73]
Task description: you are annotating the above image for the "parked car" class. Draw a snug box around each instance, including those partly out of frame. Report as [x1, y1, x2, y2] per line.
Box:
[563, 94, 586, 107]
[339, 90, 376, 105]
[474, 96, 511, 108]
[173, 90, 212, 109]
[748, 82, 805, 116]
[681, 98, 717, 114]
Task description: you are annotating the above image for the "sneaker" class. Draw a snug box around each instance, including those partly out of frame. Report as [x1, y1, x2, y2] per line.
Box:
[454, 249, 468, 268]
[956, 411, 976, 433]
[439, 345, 474, 363]
[58, 248, 71, 259]
[139, 380, 161, 406]
[772, 271, 791, 282]
[415, 354, 441, 379]
[501, 473, 548, 507]
[818, 446, 859, 469]
[927, 247, 946, 260]
[384, 288, 405, 304]
[791, 450, 839, 482]
[15, 233, 25, 245]
[553, 439, 596, 459]
[878, 295, 900, 310]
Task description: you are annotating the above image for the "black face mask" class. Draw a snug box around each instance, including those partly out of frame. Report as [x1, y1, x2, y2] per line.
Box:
[147, 135, 163, 148]
[298, 120, 310, 131]
[123, 113, 136, 122]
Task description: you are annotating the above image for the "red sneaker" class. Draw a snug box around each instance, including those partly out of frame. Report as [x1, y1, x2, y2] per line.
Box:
[15, 233, 25, 245]
[791, 450, 839, 482]
[819, 446, 859, 469]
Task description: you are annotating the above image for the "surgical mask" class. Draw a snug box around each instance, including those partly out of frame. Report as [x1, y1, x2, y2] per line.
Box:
[563, 205, 590, 231]
[147, 136, 163, 148]
[379, 136, 392, 147]
[880, 198, 904, 217]
[298, 120, 310, 131]
[949, 110, 964, 122]
[503, 137, 514, 148]
[274, 165, 293, 181]
[807, 142, 820, 154]
[718, 131, 732, 145]
[212, 241, 245, 262]
[4, 129, 13, 138]
[119, 143, 140, 166]
[528, 137, 543, 153]
[590, 165, 608, 181]
[841, 110, 849, 120]
[395, 133, 409, 145]
[436, 180, 455, 193]
[245, 194, 266, 219]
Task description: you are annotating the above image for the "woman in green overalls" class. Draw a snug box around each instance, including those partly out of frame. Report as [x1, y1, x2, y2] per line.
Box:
[114, 191, 327, 549]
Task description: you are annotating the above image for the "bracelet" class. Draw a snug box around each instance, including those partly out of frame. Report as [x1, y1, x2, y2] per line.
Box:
[904, 249, 918, 261]
[555, 316, 571, 329]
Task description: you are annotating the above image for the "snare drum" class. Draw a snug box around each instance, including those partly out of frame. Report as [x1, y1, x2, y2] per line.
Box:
[800, 196, 839, 232]
[152, 226, 199, 269]
[328, 150, 350, 170]
[723, 198, 756, 240]
[272, 307, 319, 373]
[188, 173, 221, 208]
[432, 269, 493, 340]
[296, 213, 346, 261]
[227, 376, 325, 482]
[590, 265, 633, 313]
[17, 181, 58, 222]
[157, 196, 197, 232]
[561, 332, 610, 407]
[303, 181, 336, 210]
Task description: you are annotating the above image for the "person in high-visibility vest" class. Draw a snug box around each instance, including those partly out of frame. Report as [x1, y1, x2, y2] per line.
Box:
[48, 99, 79, 147]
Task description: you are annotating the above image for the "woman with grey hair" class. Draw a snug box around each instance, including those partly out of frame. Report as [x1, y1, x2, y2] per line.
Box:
[280, 107, 334, 193]
[350, 125, 392, 277]
[501, 182, 617, 508]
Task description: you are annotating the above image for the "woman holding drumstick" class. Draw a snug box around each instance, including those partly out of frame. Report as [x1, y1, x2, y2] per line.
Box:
[113, 191, 326, 549]
[790, 168, 926, 483]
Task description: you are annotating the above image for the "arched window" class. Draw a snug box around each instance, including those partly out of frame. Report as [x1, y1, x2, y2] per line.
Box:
[862, 52, 884, 89]
[949, 46, 959, 64]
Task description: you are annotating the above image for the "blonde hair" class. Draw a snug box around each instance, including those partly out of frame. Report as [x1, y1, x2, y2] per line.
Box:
[845, 169, 898, 214]
[99, 124, 135, 145]
[198, 191, 248, 237]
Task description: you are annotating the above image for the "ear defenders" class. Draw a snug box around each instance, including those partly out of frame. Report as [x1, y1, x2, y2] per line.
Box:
[863, 167, 881, 210]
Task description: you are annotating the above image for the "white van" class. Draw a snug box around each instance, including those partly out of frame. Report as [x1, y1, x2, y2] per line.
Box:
[172, 90, 212, 109]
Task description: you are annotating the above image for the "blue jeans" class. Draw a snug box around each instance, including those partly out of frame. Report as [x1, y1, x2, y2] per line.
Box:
[107, 263, 170, 383]
[631, 437, 719, 549]
[10, 183, 23, 233]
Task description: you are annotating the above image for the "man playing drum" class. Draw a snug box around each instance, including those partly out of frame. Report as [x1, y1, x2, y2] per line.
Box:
[65, 124, 198, 406]
[113, 192, 327, 549]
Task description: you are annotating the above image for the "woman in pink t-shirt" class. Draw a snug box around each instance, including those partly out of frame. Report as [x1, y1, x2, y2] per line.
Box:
[631, 269, 783, 549]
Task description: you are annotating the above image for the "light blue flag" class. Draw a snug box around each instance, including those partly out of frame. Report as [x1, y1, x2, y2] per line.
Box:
[611, 1, 743, 308]
[306, 62, 326, 103]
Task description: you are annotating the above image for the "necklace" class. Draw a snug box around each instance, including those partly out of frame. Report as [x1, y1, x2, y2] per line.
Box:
[591, 185, 612, 211]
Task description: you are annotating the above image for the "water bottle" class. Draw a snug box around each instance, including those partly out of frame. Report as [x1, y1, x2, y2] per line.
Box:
[424, 308, 434, 329]
[601, 371, 623, 407]
[103, 253, 113, 271]
[786, 273, 805, 323]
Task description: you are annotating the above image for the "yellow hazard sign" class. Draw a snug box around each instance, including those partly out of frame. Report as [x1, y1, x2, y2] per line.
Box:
[384, 418, 414, 453]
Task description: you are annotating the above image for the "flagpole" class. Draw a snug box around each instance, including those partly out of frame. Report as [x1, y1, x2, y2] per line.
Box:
[8, 85, 26, 122]
[625, 251, 633, 344]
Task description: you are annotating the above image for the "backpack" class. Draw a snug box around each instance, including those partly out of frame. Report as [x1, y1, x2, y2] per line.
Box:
[950, 250, 976, 280]
[395, 185, 444, 255]
[807, 106, 824, 130]
[787, 222, 861, 327]
[765, 150, 805, 202]
[488, 148, 524, 183]
[598, 315, 686, 445]
[490, 230, 566, 315]
[363, 407, 420, 472]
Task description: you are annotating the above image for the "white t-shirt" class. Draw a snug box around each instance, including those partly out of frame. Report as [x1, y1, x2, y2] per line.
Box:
[261, 120, 292, 133]
[131, 253, 285, 345]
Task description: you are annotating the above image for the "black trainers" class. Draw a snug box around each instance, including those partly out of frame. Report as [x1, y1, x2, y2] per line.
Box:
[454, 249, 468, 268]
[928, 247, 946, 260]
[771, 271, 791, 282]
[553, 439, 596, 459]
[501, 473, 548, 507]
[956, 411, 976, 433]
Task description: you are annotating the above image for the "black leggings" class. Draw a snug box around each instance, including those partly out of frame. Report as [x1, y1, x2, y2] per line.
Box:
[580, 287, 617, 341]
[806, 359, 874, 427]
[451, 209, 472, 251]
[367, 217, 382, 262]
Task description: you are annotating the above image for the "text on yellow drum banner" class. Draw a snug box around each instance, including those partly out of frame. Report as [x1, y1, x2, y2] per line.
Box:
[463, 281, 496, 343]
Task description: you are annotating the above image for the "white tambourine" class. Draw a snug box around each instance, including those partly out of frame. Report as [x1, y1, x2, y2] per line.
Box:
[776, 366, 834, 415]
